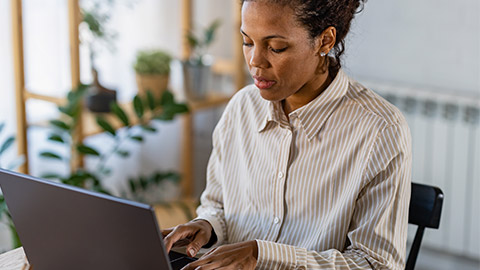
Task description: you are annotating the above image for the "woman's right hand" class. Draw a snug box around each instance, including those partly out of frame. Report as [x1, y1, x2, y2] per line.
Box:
[162, 219, 214, 257]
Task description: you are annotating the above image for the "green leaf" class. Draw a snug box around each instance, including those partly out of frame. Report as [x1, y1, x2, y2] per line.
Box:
[111, 103, 130, 126]
[50, 119, 71, 131]
[100, 167, 112, 176]
[96, 117, 116, 136]
[93, 187, 111, 195]
[77, 144, 101, 156]
[89, 173, 101, 186]
[133, 95, 144, 118]
[129, 179, 136, 193]
[146, 91, 156, 111]
[154, 111, 175, 121]
[40, 151, 63, 160]
[58, 103, 79, 118]
[0, 136, 15, 155]
[156, 103, 189, 121]
[62, 172, 90, 187]
[82, 10, 104, 37]
[204, 19, 221, 46]
[159, 91, 175, 106]
[116, 150, 130, 158]
[67, 84, 89, 103]
[130, 136, 144, 142]
[141, 125, 157, 133]
[0, 196, 7, 219]
[41, 173, 62, 179]
[139, 177, 148, 190]
[165, 103, 189, 114]
[48, 134, 65, 144]
[186, 32, 199, 49]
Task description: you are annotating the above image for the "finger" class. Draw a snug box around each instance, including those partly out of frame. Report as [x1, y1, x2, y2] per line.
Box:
[164, 227, 197, 253]
[181, 258, 221, 270]
[172, 238, 192, 248]
[200, 247, 217, 258]
[185, 229, 210, 257]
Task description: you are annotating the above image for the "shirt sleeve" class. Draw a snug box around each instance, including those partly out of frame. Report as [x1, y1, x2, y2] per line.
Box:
[195, 111, 230, 247]
[255, 123, 412, 270]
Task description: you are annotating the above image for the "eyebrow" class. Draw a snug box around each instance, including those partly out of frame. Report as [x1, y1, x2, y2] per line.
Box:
[240, 29, 287, 41]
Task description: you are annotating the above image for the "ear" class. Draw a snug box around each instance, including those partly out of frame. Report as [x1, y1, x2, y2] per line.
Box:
[316, 26, 336, 56]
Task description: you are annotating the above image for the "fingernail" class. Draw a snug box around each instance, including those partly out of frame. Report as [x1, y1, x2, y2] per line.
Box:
[188, 248, 195, 257]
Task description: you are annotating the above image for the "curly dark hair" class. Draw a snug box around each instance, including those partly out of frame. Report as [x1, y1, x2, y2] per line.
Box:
[241, 0, 367, 76]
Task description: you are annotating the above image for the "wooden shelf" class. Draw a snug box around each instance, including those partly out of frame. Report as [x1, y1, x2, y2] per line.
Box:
[81, 92, 233, 137]
[13, 0, 245, 200]
[24, 90, 66, 106]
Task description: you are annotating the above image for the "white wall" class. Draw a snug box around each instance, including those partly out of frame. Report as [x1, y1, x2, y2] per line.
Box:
[344, 0, 480, 97]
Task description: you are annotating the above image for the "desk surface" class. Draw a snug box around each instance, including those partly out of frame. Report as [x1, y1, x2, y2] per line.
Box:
[0, 247, 30, 270]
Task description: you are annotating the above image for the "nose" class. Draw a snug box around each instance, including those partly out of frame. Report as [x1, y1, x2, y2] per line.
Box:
[248, 47, 269, 69]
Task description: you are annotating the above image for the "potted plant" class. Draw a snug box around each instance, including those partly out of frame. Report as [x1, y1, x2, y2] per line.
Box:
[80, 1, 127, 112]
[134, 50, 173, 101]
[40, 85, 189, 199]
[183, 19, 221, 100]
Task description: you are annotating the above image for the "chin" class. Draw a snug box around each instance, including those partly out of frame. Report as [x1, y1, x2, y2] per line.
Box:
[258, 88, 284, 102]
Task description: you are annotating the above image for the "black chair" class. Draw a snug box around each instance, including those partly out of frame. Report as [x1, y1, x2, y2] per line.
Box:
[406, 182, 444, 270]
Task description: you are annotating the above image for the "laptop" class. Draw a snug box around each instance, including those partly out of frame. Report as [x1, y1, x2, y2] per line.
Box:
[0, 169, 197, 270]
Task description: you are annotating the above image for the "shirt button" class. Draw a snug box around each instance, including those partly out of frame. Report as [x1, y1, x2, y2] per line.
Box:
[278, 171, 284, 178]
[274, 217, 280, 224]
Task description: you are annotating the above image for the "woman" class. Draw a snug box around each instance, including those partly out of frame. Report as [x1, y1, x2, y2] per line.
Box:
[164, 0, 411, 269]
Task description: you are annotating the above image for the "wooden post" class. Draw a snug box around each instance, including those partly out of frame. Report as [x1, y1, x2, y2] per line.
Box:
[68, 0, 83, 171]
[181, 0, 192, 61]
[233, 0, 246, 91]
[181, 113, 194, 199]
[180, 0, 194, 198]
[11, 0, 29, 174]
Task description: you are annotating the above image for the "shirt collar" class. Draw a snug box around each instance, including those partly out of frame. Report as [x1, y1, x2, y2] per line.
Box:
[258, 69, 350, 140]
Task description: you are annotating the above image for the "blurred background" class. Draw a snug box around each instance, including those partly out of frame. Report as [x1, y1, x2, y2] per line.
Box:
[0, 1, 478, 269]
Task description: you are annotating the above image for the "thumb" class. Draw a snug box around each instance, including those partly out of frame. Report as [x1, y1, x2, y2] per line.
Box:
[186, 230, 210, 257]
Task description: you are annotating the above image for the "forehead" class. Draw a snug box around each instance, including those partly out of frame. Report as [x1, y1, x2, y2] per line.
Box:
[241, 1, 304, 38]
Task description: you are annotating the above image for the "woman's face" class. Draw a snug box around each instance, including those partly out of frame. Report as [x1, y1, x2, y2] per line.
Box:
[241, 1, 323, 102]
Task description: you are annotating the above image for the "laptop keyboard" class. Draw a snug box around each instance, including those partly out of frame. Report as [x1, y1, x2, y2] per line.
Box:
[169, 251, 197, 270]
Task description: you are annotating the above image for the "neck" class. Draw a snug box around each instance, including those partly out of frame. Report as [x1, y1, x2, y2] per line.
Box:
[282, 71, 333, 115]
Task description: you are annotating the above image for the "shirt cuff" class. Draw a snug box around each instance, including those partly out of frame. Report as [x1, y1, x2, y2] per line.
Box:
[255, 239, 307, 269]
[193, 216, 226, 247]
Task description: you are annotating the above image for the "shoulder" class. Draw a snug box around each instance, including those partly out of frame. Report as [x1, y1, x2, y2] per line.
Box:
[344, 78, 408, 129]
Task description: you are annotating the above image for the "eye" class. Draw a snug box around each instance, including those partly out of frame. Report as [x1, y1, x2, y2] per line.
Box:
[242, 42, 253, 47]
[270, 47, 287, 53]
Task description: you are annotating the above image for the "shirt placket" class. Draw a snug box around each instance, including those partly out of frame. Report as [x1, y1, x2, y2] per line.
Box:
[267, 122, 293, 241]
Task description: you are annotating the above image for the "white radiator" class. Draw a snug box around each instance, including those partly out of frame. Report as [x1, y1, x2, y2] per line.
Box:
[367, 81, 480, 260]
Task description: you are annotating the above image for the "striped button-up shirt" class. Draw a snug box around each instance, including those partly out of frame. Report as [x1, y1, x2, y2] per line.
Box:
[196, 69, 412, 269]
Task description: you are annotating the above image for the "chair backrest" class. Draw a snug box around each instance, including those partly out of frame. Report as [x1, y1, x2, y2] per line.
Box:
[406, 182, 444, 270]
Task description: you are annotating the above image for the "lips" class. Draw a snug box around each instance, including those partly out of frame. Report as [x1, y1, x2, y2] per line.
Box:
[253, 75, 276, 89]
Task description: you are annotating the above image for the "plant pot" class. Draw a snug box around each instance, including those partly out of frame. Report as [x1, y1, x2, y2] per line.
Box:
[85, 68, 117, 113]
[182, 61, 212, 100]
[136, 73, 169, 101]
